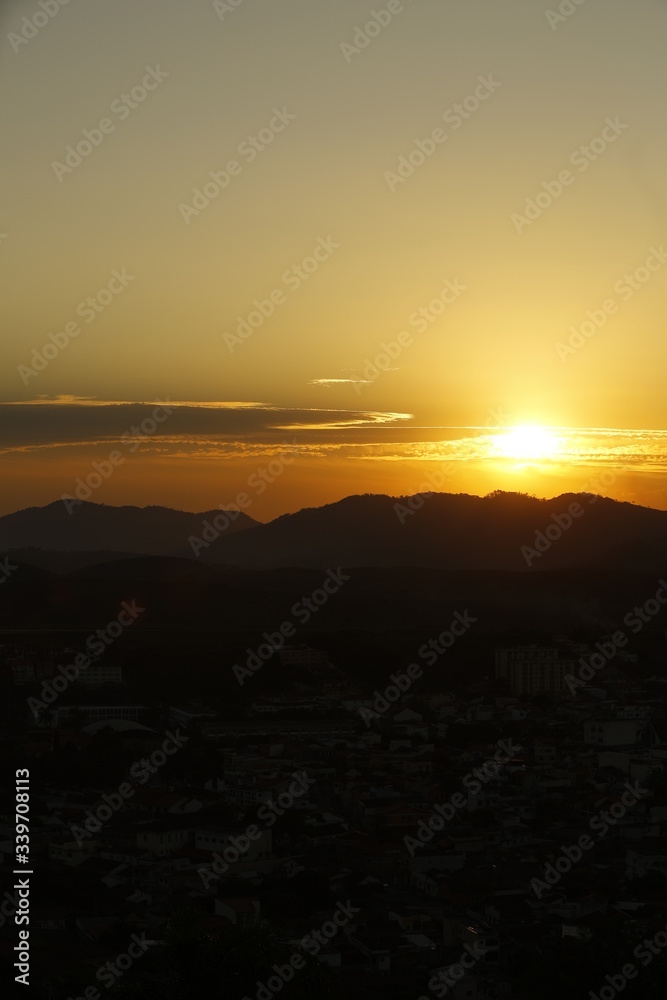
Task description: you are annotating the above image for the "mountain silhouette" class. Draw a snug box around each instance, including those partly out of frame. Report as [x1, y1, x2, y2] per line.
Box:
[0, 500, 258, 559]
[200, 491, 667, 571]
[2, 491, 667, 573]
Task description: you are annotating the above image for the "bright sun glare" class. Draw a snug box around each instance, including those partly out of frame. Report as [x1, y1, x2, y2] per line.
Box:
[493, 424, 562, 462]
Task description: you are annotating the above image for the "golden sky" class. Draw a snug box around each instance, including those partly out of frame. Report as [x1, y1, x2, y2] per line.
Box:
[2, 0, 667, 518]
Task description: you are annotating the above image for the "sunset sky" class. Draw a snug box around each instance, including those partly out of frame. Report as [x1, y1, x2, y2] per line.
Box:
[2, 0, 667, 520]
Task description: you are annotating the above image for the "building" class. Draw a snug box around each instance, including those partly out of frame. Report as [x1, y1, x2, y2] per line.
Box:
[584, 720, 643, 747]
[616, 704, 653, 720]
[278, 645, 329, 669]
[11, 661, 36, 685]
[495, 646, 575, 696]
[80, 663, 123, 686]
[195, 825, 272, 862]
[169, 705, 218, 727]
[626, 841, 667, 880]
[52, 705, 144, 727]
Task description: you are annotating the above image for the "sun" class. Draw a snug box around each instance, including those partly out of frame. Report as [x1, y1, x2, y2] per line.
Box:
[493, 424, 562, 462]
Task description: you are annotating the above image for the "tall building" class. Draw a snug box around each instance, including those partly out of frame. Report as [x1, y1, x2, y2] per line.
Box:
[495, 645, 576, 696]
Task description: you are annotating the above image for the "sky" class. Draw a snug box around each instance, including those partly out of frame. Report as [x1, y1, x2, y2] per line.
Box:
[2, 0, 667, 520]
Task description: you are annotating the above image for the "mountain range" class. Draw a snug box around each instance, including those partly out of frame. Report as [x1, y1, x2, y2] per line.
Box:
[2, 491, 667, 573]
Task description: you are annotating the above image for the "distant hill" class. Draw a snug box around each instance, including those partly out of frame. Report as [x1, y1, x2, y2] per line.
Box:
[0, 500, 258, 560]
[199, 491, 667, 572]
[1, 491, 667, 573]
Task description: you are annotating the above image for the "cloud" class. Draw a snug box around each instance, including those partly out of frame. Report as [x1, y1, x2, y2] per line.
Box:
[308, 378, 371, 387]
[11, 396, 269, 408]
[2, 399, 667, 473]
[0, 399, 413, 456]
[308, 370, 399, 387]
